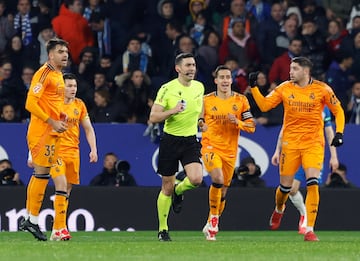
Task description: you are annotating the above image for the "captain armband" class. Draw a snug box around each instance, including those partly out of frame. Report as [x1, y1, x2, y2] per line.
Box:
[241, 110, 253, 121]
[198, 118, 205, 124]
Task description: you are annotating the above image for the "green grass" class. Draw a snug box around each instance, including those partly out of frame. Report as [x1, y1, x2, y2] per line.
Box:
[0, 231, 359, 261]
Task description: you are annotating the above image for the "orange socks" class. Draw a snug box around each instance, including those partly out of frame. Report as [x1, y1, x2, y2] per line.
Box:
[27, 174, 50, 216]
[209, 184, 222, 216]
[219, 198, 226, 216]
[53, 191, 68, 230]
[305, 183, 319, 228]
[275, 185, 291, 212]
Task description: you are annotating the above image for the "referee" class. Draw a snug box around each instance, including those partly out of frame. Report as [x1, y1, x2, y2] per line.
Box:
[149, 52, 205, 241]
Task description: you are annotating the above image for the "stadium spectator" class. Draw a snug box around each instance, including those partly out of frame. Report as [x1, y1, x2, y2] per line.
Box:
[219, 19, 260, 73]
[0, 158, 23, 185]
[245, 71, 283, 126]
[83, 0, 111, 58]
[185, 0, 220, 31]
[325, 50, 354, 111]
[187, 11, 213, 46]
[75, 46, 98, 85]
[321, 0, 352, 23]
[93, 69, 110, 91]
[348, 31, 360, 82]
[245, 0, 271, 24]
[300, 18, 327, 80]
[231, 156, 266, 188]
[197, 30, 221, 79]
[13, 0, 40, 47]
[274, 15, 299, 57]
[220, 0, 257, 41]
[0, 60, 22, 107]
[256, 2, 284, 71]
[115, 70, 153, 124]
[89, 87, 127, 123]
[347, 81, 360, 124]
[156, 19, 185, 81]
[108, 36, 155, 84]
[145, 0, 175, 77]
[89, 152, 137, 186]
[1, 64, 35, 121]
[324, 163, 356, 188]
[52, 0, 94, 64]
[268, 37, 302, 90]
[0, 0, 16, 53]
[326, 19, 348, 67]
[104, 0, 141, 58]
[3, 34, 35, 77]
[301, 0, 328, 36]
[346, 3, 360, 30]
[32, 22, 55, 66]
[224, 57, 248, 94]
[0, 103, 20, 122]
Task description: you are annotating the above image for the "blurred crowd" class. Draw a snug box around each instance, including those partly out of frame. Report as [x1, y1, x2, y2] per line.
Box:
[1, 0, 360, 125]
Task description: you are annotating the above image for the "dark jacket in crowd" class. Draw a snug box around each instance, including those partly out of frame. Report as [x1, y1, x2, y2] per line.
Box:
[89, 168, 137, 187]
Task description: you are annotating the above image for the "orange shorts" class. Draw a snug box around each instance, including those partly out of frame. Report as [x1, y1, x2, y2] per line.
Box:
[50, 156, 80, 184]
[202, 149, 236, 187]
[280, 145, 324, 176]
[28, 131, 61, 168]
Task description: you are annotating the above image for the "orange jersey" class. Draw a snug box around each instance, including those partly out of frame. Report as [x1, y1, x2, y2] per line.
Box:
[26, 63, 65, 137]
[251, 79, 345, 149]
[201, 92, 255, 158]
[59, 98, 88, 157]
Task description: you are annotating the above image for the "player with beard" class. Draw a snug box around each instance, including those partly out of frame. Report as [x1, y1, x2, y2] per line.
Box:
[249, 57, 345, 241]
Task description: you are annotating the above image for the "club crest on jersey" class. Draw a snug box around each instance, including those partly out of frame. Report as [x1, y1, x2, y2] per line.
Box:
[309, 93, 315, 99]
[232, 104, 238, 111]
[33, 83, 42, 94]
[74, 108, 79, 115]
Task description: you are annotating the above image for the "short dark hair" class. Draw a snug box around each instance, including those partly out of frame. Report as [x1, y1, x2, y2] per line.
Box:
[0, 159, 12, 166]
[214, 65, 231, 77]
[46, 38, 68, 54]
[63, 73, 77, 81]
[291, 56, 313, 69]
[175, 52, 194, 65]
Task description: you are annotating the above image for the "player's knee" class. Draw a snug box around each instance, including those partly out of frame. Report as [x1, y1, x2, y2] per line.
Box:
[190, 175, 203, 187]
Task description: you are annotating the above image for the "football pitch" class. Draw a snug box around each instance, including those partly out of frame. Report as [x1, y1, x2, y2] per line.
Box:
[1, 231, 359, 261]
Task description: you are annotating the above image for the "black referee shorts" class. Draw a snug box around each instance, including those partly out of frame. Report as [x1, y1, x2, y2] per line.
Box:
[157, 132, 202, 177]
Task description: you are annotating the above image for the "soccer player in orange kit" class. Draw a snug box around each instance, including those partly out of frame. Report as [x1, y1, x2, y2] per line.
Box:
[49, 73, 98, 241]
[249, 57, 345, 241]
[200, 65, 255, 241]
[20, 38, 69, 241]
